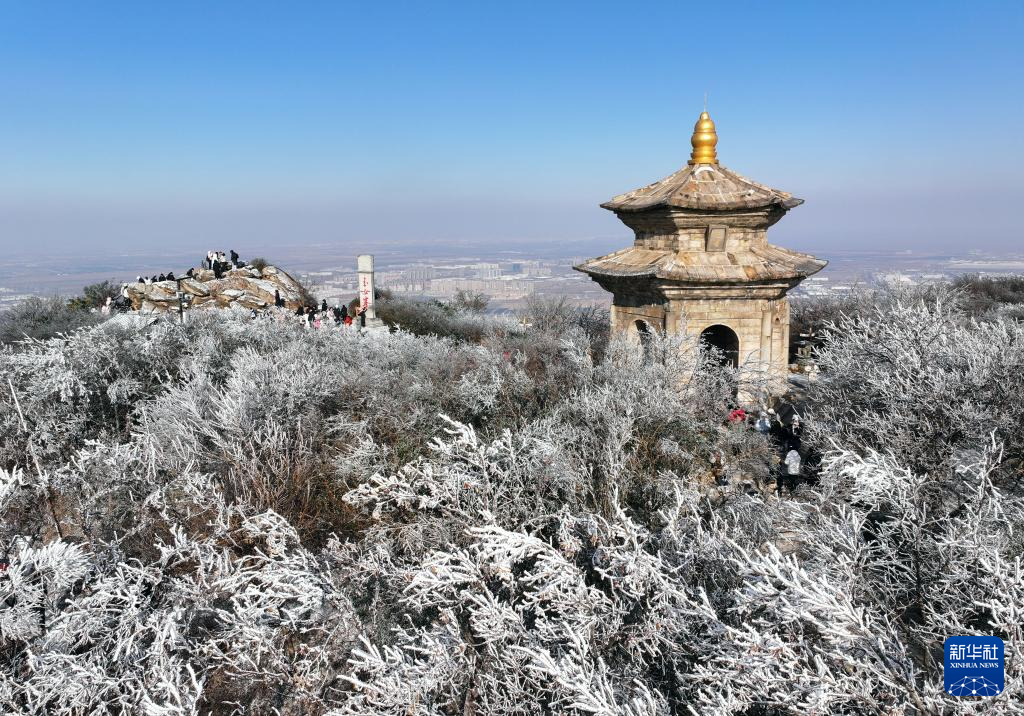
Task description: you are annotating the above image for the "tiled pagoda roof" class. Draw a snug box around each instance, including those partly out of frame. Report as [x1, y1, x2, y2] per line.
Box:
[601, 162, 803, 213]
[575, 243, 826, 284]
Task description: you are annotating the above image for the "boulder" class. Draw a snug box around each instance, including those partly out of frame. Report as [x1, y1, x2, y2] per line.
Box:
[235, 278, 287, 306]
[141, 298, 175, 313]
[125, 264, 305, 315]
[179, 278, 210, 296]
[261, 265, 305, 296]
[236, 294, 269, 309]
[227, 267, 261, 279]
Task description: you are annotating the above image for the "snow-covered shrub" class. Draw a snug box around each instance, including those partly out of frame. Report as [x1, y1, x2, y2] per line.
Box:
[0, 296, 104, 346]
[1, 286, 1021, 714]
[3, 472, 360, 715]
[375, 294, 501, 344]
[681, 444, 1024, 714]
[807, 292, 1024, 477]
[333, 513, 683, 716]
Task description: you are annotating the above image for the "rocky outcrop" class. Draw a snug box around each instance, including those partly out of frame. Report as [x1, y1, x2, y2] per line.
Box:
[126, 265, 306, 314]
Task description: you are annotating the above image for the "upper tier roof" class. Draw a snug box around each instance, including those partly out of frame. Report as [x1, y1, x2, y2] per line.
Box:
[601, 162, 803, 213]
[602, 111, 802, 213]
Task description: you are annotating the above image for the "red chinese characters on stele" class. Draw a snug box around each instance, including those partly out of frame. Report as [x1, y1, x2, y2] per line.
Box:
[360, 275, 371, 309]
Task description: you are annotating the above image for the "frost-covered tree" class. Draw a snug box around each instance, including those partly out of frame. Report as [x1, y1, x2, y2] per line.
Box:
[0, 296, 103, 346]
[0, 287, 1021, 714]
[807, 292, 1024, 477]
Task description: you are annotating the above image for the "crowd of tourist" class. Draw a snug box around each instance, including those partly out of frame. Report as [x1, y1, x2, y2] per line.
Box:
[131, 248, 247, 287]
[204, 249, 243, 279]
[724, 401, 813, 497]
[287, 299, 367, 329]
[129, 248, 246, 287]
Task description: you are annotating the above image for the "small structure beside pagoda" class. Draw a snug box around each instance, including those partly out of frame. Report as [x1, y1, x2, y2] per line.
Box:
[575, 110, 826, 396]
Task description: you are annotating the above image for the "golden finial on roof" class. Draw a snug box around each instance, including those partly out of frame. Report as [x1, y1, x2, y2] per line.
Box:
[688, 110, 718, 166]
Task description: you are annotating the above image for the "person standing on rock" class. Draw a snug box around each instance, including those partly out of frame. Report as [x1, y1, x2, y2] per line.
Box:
[230, 249, 239, 266]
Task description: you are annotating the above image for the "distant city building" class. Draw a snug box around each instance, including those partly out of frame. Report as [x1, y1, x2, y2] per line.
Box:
[878, 272, 916, 285]
[519, 260, 551, 278]
[403, 266, 438, 282]
[474, 263, 501, 279]
[428, 277, 533, 299]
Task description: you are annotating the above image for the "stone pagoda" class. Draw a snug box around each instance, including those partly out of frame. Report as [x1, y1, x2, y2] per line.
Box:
[575, 110, 826, 394]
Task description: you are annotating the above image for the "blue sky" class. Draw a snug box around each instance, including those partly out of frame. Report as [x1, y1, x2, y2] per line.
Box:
[1, 1, 1022, 253]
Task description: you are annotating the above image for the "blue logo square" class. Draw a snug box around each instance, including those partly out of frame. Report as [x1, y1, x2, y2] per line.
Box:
[944, 636, 1004, 697]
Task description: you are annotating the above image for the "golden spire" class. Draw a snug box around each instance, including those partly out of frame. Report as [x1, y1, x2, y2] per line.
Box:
[688, 110, 719, 165]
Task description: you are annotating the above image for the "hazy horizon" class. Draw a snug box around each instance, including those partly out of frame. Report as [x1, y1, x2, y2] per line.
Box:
[2, 1, 1022, 255]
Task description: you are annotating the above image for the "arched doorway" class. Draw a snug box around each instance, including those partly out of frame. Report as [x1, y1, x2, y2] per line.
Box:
[635, 320, 655, 361]
[700, 324, 739, 368]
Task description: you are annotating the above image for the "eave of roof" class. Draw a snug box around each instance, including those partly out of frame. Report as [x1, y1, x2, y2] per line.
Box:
[575, 245, 827, 284]
[602, 163, 802, 213]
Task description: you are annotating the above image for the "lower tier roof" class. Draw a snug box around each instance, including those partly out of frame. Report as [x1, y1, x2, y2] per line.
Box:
[575, 244, 827, 284]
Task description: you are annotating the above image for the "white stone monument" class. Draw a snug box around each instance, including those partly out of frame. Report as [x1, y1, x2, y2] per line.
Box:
[356, 254, 386, 331]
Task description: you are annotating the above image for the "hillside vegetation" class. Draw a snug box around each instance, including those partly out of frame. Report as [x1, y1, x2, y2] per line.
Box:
[0, 283, 1022, 714]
